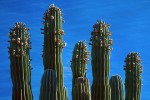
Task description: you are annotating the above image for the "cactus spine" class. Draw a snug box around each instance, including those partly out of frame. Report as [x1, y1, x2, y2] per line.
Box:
[109, 75, 124, 100]
[8, 22, 33, 100]
[90, 20, 112, 100]
[124, 52, 143, 100]
[42, 4, 68, 100]
[71, 41, 91, 100]
[39, 69, 57, 100]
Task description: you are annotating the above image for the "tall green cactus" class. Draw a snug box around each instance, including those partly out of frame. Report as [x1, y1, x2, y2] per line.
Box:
[39, 69, 57, 100]
[8, 22, 33, 100]
[42, 4, 68, 100]
[90, 19, 112, 100]
[109, 75, 124, 100]
[71, 41, 91, 100]
[124, 52, 143, 100]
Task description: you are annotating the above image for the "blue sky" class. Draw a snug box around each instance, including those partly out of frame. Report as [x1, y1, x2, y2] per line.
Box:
[0, 0, 150, 99]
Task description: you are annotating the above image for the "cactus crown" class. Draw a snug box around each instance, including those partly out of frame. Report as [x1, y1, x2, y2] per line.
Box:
[71, 41, 89, 79]
[124, 52, 142, 73]
[90, 19, 112, 50]
[9, 22, 31, 58]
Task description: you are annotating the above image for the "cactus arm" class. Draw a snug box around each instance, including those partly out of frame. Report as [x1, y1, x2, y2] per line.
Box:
[71, 41, 91, 100]
[90, 20, 112, 100]
[42, 4, 68, 100]
[8, 22, 33, 100]
[124, 52, 143, 100]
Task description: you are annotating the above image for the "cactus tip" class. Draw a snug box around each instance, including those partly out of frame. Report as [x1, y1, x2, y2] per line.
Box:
[51, 4, 55, 7]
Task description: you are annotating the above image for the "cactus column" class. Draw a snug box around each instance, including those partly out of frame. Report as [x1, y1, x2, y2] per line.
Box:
[124, 52, 143, 100]
[71, 41, 91, 100]
[109, 75, 124, 100]
[42, 4, 68, 100]
[8, 22, 33, 100]
[40, 69, 57, 100]
[90, 20, 112, 100]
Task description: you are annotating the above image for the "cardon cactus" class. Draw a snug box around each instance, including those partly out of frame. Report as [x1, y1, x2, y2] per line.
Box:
[72, 77, 91, 100]
[71, 41, 91, 100]
[71, 41, 89, 84]
[8, 22, 33, 100]
[109, 75, 124, 100]
[124, 52, 143, 100]
[90, 19, 112, 100]
[39, 69, 57, 100]
[41, 4, 68, 100]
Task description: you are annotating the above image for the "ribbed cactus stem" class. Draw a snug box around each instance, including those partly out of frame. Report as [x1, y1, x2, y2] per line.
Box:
[71, 41, 91, 100]
[8, 22, 33, 100]
[124, 52, 143, 100]
[72, 77, 91, 100]
[109, 75, 124, 100]
[90, 19, 112, 100]
[71, 41, 89, 85]
[39, 69, 57, 100]
[42, 4, 68, 100]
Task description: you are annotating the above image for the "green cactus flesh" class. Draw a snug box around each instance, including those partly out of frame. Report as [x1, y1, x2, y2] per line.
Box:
[124, 52, 143, 100]
[71, 41, 91, 100]
[8, 22, 33, 100]
[109, 75, 124, 100]
[72, 77, 91, 100]
[40, 69, 57, 100]
[42, 4, 68, 100]
[71, 41, 89, 85]
[90, 19, 112, 100]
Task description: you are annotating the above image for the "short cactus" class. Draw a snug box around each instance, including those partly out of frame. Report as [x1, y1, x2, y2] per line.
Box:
[90, 19, 112, 100]
[124, 52, 143, 100]
[71, 41, 89, 84]
[72, 77, 91, 100]
[109, 75, 124, 100]
[39, 69, 57, 100]
[71, 41, 91, 100]
[42, 4, 68, 100]
[8, 22, 33, 100]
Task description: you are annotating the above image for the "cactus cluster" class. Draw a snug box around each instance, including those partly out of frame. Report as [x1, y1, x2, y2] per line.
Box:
[8, 22, 33, 100]
[8, 4, 143, 100]
[71, 41, 91, 100]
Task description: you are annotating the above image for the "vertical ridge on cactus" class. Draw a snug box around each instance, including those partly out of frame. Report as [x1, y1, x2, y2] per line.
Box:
[124, 52, 143, 100]
[42, 4, 68, 100]
[109, 75, 124, 100]
[8, 22, 33, 100]
[90, 19, 112, 100]
[71, 41, 91, 100]
[39, 69, 57, 100]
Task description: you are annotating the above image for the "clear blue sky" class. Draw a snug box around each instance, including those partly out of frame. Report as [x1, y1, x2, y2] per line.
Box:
[0, 0, 150, 100]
